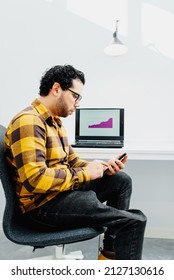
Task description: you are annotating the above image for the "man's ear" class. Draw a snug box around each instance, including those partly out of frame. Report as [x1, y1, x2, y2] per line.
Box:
[51, 82, 61, 97]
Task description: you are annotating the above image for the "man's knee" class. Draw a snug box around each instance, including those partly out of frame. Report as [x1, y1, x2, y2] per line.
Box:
[112, 171, 132, 194]
[121, 172, 132, 187]
[129, 209, 147, 226]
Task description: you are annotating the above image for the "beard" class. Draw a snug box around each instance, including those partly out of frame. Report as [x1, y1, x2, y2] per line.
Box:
[56, 93, 73, 118]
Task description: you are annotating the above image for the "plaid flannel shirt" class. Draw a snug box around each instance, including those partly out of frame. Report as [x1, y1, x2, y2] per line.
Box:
[4, 98, 90, 213]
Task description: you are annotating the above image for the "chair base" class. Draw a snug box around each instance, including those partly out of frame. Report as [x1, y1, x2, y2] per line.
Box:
[29, 232, 103, 260]
[28, 245, 84, 260]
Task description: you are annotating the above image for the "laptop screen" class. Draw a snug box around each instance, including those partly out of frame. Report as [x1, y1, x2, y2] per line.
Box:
[74, 108, 124, 141]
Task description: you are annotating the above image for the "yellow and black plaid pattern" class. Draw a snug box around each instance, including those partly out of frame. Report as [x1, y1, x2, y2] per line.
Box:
[4, 99, 90, 213]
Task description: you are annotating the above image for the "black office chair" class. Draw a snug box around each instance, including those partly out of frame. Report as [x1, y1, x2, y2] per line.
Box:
[0, 124, 104, 259]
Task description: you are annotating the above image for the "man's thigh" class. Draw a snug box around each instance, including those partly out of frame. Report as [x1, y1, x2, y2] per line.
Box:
[79, 171, 132, 208]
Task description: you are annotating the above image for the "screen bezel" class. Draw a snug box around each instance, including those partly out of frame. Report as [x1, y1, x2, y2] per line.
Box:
[75, 108, 124, 141]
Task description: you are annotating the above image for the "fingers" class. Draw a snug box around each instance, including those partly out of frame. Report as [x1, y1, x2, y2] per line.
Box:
[115, 159, 125, 169]
[107, 157, 125, 174]
[95, 160, 109, 174]
[88, 156, 127, 178]
[97, 160, 109, 168]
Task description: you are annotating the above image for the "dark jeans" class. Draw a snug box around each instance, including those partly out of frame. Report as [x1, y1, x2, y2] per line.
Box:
[24, 171, 147, 259]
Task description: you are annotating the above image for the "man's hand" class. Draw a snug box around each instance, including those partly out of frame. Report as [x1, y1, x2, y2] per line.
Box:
[105, 153, 128, 175]
[86, 160, 109, 180]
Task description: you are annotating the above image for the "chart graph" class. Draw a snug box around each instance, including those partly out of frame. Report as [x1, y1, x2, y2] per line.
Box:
[88, 118, 113, 128]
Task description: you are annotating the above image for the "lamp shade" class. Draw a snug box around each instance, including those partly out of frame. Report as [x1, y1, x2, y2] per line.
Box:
[104, 37, 128, 56]
[104, 20, 128, 56]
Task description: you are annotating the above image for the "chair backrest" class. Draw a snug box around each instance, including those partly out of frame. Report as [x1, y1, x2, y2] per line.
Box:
[0, 124, 23, 242]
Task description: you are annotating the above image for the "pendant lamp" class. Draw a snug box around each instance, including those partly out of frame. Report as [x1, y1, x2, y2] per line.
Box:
[104, 20, 128, 56]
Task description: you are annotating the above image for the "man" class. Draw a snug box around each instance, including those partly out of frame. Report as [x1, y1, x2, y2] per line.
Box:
[4, 65, 146, 260]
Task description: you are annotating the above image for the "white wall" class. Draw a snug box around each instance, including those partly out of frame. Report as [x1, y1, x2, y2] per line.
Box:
[125, 160, 174, 239]
[0, 0, 174, 238]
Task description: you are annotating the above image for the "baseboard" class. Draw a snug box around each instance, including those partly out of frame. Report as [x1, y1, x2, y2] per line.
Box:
[145, 227, 174, 239]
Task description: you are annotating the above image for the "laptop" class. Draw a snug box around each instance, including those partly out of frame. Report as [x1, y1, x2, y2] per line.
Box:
[71, 108, 124, 148]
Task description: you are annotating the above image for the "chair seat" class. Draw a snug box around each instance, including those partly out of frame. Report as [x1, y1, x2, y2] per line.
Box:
[3, 222, 104, 247]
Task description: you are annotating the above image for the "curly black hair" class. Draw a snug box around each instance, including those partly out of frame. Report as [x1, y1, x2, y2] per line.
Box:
[39, 65, 85, 96]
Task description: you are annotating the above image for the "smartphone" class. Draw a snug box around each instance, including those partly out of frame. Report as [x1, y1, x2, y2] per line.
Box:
[118, 152, 127, 161]
[104, 153, 127, 174]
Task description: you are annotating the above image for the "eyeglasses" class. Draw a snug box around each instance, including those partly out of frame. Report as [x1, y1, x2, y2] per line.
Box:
[68, 88, 82, 103]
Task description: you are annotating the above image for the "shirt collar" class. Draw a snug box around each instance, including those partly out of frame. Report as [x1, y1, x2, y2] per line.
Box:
[31, 98, 62, 127]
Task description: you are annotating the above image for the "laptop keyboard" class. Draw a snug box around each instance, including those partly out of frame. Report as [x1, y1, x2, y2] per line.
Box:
[73, 140, 123, 147]
[78, 140, 121, 144]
